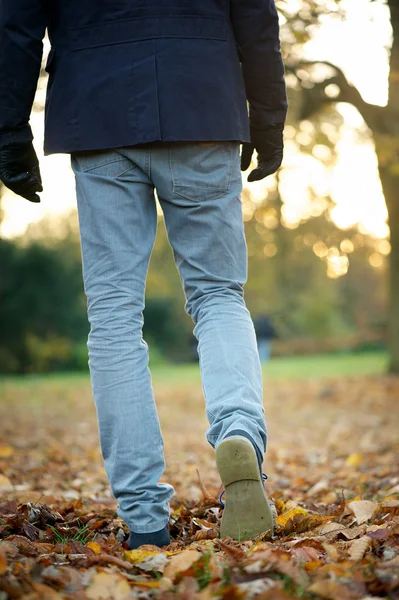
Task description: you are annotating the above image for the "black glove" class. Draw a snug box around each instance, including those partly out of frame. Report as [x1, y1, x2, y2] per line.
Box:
[0, 142, 43, 202]
[241, 125, 284, 182]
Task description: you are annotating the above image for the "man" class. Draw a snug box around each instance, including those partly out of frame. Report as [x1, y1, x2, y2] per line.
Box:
[0, 1, 287, 548]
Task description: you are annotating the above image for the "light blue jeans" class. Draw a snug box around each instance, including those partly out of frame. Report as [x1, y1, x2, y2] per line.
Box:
[71, 142, 267, 534]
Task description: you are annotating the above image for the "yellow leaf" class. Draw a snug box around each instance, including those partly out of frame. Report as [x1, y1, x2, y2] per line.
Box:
[276, 507, 307, 527]
[163, 550, 200, 581]
[345, 453, 362, 467]
[124, 549, 161, 564]
[131, 580, 160, 588]
[86, 541, 102, 555]
[275, 499, 286, 515]
[0, 446, 14, 458]
[124, 548, 178, 565]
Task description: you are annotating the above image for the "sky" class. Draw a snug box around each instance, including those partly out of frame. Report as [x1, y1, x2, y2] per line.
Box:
[0, 0, 392, 240]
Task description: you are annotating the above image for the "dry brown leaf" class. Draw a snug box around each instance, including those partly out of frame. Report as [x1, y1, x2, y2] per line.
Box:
[338, 525, 367, 540]
[85, 572, 131, 600]
[349, 535, 372, 561]
[196, 469, 219, 505]
[308, 580, 353, 600]
[0, 548, 7, 575]
[316, 522, 347, 539]
[193, 528, 217, 541]
[217, 539, 247, 561]
[255, 591, 299, 600]
[293, 546, 321, 562]
[322, 543, 339, 562]
[31, 582, 64, 600]
[291, 513, 333, 534]
[163, 550, 200, 581]
[348, 500, 378, 524]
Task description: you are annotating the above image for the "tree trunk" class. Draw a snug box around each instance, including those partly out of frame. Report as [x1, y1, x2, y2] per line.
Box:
[382, 0, 399, 373]
[378, 166, 399, 373]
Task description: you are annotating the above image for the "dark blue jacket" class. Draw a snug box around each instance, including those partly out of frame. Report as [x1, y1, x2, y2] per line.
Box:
[0, 1, 287, 155]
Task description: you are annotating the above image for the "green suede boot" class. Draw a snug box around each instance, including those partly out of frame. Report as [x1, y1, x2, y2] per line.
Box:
[216, 435, 274, 541]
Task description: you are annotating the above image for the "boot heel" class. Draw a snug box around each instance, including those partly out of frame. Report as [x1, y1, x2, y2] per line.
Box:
[216, 436, 274, 541]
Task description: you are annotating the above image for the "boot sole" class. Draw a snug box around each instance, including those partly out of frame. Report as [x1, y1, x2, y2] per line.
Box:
[216, 436, 274, 541]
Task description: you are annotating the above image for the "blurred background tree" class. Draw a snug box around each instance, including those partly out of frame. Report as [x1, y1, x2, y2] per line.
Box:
[279, 0, 398, 371]
[0, 0, 394, 373]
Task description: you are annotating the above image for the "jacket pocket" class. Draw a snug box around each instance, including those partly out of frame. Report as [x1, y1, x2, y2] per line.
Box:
[170, 142, 236, 203]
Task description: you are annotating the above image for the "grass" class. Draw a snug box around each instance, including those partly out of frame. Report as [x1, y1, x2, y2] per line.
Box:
[49, 523, 94, 545]
[0, 351, 388, 391]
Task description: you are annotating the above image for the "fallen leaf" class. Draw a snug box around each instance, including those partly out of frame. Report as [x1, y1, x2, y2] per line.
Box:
[0, 446, 14, 458]
[163, 550, 200, 581]
[349, 535, 372, 561]
[86, 541, 102, 555]
[290, 513, 332, 534]
[31, 582, 64, 599]
[381, 499, 399, 509]
[276, 507, 308, 527]
[256, 590, 299, 600]
[307, 479, 329, 496]
[366, 526, 390, 541]
[316, 522, 347, 539]
[338, 525, 367, 540]
[86, 572, 131, 600]
[348, 500, 378, 524]
[196, 469, 219, 505]
[131, 580, 160, 588]
[124, 549, 163, 564]
[0, 475, 13, 491]
[345, 453, 363, 467]
[308, 580, 352, 600]
[135, 552, 169, 572]
[0, 548, 7, 575]
[293, 546, 321, 562]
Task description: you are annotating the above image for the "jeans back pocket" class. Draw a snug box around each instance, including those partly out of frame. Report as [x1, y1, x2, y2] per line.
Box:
[169, 142, 237, 202]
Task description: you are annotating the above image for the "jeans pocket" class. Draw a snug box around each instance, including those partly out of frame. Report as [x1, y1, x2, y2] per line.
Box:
[169, 142, 237, 202]
[71, 149, 134, 178]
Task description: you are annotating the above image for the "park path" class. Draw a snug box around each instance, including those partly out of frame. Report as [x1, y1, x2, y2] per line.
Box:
[0, 374, 398, 599]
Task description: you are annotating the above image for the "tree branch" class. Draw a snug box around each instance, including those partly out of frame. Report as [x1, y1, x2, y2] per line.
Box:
[287, 60, 397, 134]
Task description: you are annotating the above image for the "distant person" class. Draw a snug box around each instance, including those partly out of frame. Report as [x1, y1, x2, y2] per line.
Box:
[0, 1, 287, 547]
[254, 316, 278, 363]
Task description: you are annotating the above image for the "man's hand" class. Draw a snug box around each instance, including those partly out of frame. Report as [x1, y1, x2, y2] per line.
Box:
[0, 142, 43, 202]
[241, 125, 284, 182]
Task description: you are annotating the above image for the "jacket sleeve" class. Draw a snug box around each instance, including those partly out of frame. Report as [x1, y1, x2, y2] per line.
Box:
[0, 0, 49, 147]
[230, 0, 287, 130]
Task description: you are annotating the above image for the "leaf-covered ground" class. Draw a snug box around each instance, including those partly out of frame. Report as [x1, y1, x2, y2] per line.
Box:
[0, 372, 398, 599]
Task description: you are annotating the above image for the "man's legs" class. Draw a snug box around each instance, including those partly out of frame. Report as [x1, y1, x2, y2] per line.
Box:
[151, 142, 267, 465]
[71, 148, 174, 535]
